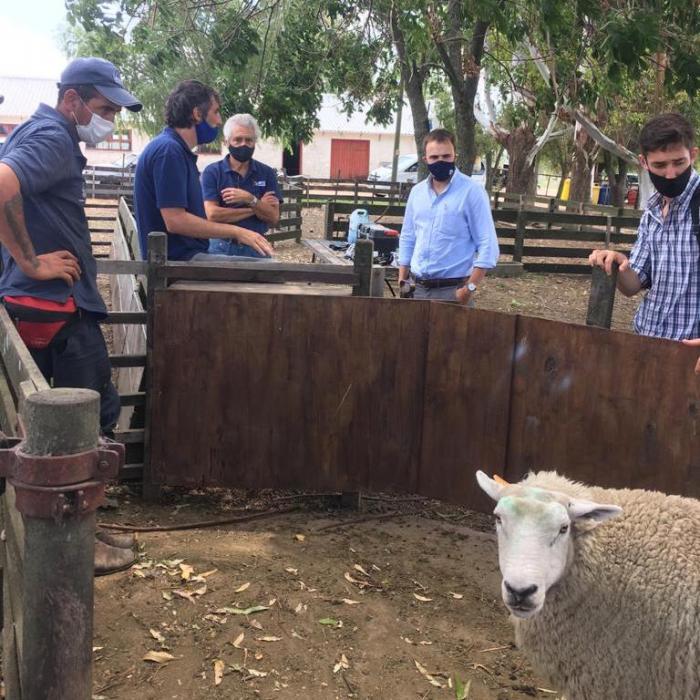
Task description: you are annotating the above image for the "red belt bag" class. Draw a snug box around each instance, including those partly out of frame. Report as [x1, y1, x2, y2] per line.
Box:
[3, 296, 78, 349]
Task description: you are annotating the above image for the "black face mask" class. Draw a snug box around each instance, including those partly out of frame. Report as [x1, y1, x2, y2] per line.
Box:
[648, 164, 692, 199]
[427, 160, 455, 182]
[229, 144, 255, 163]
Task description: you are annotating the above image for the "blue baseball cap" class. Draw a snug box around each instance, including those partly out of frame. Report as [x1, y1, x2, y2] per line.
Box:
[59, 57, 142, 112]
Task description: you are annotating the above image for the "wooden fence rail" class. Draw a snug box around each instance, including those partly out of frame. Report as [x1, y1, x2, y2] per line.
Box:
[323, 199, 642, 274]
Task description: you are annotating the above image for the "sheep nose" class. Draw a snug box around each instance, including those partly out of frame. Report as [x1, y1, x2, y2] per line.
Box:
[504, 581, 538, 602]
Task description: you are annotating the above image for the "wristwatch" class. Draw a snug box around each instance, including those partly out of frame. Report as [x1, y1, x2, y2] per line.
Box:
[249, 195, 258, 207]
[466, 282, 477, 293]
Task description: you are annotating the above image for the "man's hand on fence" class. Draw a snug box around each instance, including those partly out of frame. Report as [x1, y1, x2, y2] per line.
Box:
[236, 229, 274, 257]
[681, 338, 700, 374]
[588, 249, 628, 275]
[399, 280, 415, 298]
[221, 187, 256, 206]
[455, 286, 472, 305]
[21, 251, 81, 286]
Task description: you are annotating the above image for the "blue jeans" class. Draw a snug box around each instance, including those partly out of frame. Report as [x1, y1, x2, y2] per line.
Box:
[208, 238, 271, 259]
[30, 316, 121, 432]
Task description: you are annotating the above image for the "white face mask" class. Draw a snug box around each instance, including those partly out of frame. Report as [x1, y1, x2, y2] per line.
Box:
[74, 102, 115, 145]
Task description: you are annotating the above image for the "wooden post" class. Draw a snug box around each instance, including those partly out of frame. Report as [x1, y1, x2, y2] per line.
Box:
[586, 264, 619, 329]
[369, 266, 385, 298]
[547, 197, 556, 230]
[324, 201, 335, 240]
[142, 232, 167, 500]
[352, 239, 374, 296]
[513, 206, 526, 263]
[15, 388, 101, 700]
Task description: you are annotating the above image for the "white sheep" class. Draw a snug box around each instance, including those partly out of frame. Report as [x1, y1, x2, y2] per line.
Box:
[475, 469, 700, 700]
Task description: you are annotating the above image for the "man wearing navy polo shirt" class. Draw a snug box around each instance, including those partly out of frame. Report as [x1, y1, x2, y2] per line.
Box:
[0, 57, 141, 574]
[134, 81, 273, 261]
[202, 113, 282, 258]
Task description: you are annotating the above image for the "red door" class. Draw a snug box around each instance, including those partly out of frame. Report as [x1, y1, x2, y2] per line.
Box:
[329, 139, 370, 179]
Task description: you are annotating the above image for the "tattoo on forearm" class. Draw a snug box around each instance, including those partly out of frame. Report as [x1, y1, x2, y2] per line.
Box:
[4, 194, 38, 268]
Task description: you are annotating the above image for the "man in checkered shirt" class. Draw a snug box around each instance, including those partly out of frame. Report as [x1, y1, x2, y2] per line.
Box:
[589, 113, 699, 343]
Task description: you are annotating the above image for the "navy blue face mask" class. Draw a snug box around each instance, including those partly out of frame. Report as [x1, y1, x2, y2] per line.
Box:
[427, 160, 455, 182]
[195, 120, 219, 145]
[229, 145, 255, 162]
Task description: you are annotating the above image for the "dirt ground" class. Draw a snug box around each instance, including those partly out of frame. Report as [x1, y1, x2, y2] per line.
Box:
[89, 203, 637, 700]
[95, 492, 561, 700]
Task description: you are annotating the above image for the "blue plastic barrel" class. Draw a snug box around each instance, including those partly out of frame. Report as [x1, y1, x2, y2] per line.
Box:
[598, 184, 610, 205]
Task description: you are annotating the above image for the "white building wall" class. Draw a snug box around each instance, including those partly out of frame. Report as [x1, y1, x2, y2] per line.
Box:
[251, 131, 417, 178]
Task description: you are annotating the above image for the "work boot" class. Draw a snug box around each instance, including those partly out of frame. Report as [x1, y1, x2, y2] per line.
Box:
[94, 539, 135, 577]
[96, 528, 136, 549]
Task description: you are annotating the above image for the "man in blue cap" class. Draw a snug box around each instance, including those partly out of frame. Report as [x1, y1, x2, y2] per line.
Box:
[0, 57, 141, 575]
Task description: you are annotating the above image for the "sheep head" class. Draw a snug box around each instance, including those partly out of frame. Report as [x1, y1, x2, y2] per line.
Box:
[476, 470, 622, 619]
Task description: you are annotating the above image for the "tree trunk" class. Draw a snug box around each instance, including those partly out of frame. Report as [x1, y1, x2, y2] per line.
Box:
[602, 151, 628, 208]
[501, 125, 537, 195]
[452, 89, 477, 173]
[433, 3, 488, 175]
[486, 144, 504, 192]
[569, 127, 596, 204]
[391, 10, 430, 181]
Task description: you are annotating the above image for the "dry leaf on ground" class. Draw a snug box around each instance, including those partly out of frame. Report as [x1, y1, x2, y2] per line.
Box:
[213, 659, 225, 686]
[413, 593, 433, 602]
[414, 659, 444, 688]
[333, 654, 350, 674]
[143, 650, 175, 664]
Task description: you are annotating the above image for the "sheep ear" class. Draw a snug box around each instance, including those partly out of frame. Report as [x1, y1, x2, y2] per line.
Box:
[476, 470, 506, 502]
[568, 498, 623, 527]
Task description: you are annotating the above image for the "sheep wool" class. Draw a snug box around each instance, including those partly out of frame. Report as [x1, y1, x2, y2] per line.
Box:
[511, 471, 700, 700]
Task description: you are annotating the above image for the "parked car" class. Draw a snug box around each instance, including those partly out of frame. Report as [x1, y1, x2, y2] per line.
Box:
[369, 154, 486, 189]
[85, 153, 139, 185]
[368, 154, 419, 185]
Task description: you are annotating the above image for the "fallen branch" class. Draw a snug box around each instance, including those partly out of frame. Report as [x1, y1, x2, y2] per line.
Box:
[99, 505, 300, 533]
[315, 509, 421, 533]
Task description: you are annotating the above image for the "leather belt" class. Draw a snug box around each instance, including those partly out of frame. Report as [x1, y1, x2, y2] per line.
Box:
[414, 276, 465, 289]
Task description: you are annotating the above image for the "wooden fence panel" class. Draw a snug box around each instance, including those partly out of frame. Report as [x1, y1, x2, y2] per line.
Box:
[149, 293, 430, 493]
[505, 316, 700, 497]
[418, 305, 516, 511]
[110, 212, 146, 429]
[148, 292, 700, 506]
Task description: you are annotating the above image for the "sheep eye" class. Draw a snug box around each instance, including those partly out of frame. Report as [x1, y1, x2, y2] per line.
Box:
[494, 515, 502, 526]
[559, 524, 569, 535]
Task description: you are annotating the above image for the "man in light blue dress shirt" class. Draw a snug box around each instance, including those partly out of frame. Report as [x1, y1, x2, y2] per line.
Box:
[398, 128, 499, 303]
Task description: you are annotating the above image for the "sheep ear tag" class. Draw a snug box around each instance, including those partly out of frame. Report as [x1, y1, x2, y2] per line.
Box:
[493, 474, 510, 486]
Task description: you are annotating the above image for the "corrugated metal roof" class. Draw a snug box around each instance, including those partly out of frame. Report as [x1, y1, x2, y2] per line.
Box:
[0, 76, 57, 118]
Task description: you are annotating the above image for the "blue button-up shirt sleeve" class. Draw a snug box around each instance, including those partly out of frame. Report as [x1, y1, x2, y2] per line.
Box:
[152, 146, 190, 209]
[200, 163, 220, 203]
[398, 191, 417, 267]
[466, 184, 499, 269]
[1, 125, 73, 196]
[629, 213, 652, 289]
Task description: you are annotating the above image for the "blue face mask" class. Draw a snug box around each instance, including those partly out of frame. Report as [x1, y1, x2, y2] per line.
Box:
[427, 160, 455, 182]
[195, 120, 219, 145]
